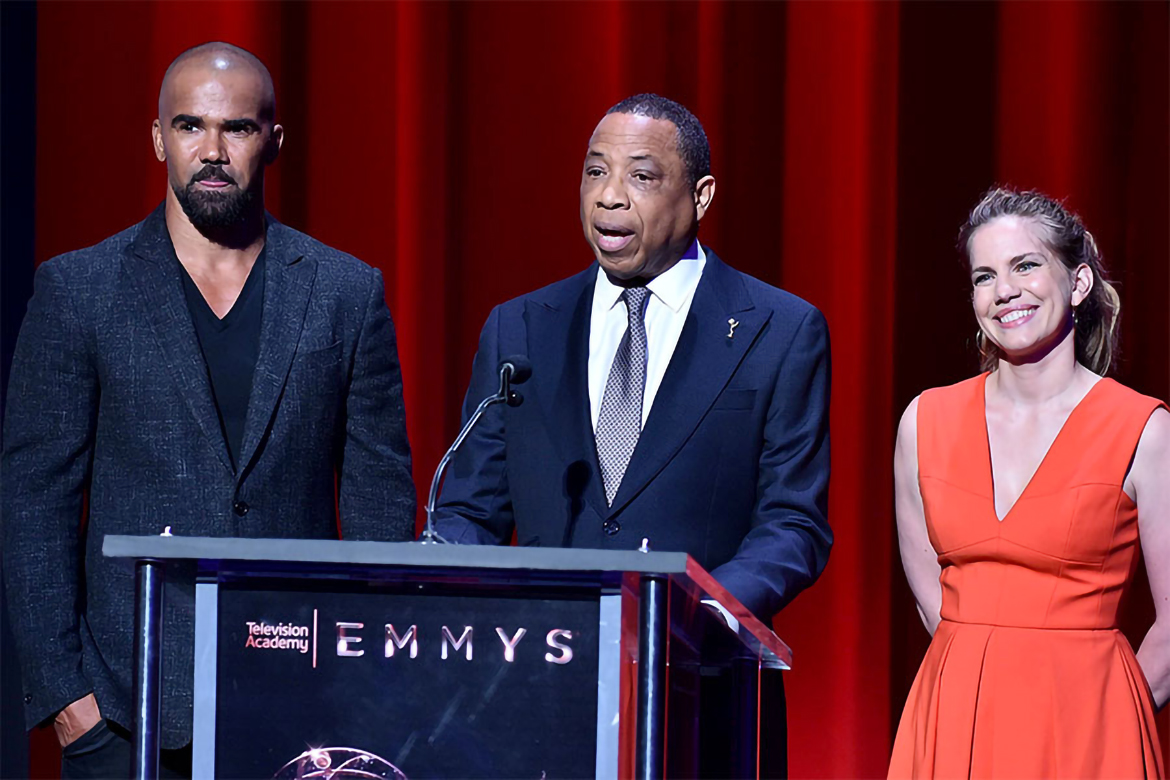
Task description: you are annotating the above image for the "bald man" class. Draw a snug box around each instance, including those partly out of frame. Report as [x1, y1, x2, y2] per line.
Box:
[2, 42, 414, 776]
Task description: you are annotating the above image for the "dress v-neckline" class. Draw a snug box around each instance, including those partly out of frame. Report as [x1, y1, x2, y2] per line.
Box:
[980, 372, 1105, 523]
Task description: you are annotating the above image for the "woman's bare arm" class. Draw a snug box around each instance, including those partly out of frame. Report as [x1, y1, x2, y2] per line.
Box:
[1130, 407, 1170, 711]
[895, 396, 942, 635]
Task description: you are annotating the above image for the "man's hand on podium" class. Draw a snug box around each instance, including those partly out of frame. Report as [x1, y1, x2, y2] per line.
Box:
[54, 692, 102, 748]
[700, 599, 741, 633]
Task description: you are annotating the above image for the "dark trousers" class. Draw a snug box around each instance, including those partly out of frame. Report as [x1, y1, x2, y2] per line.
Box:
[60, 720, 191, 780]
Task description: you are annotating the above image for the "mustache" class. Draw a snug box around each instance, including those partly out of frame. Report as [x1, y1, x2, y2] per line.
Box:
[188, 165, 238, 187]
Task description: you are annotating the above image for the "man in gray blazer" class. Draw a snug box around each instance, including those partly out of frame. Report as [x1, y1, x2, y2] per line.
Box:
[2, 42, 415, 776]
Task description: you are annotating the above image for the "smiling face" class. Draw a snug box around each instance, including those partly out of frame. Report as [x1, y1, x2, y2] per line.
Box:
[968, 215, 1093, 364]
[152, 55, 282, 231]
[579, 112, 714, 281]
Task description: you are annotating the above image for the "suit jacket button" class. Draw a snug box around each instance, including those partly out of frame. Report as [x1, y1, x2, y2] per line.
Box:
[23, 694, 31, 704]
[233, 500, 250, 517]
[603, 520, 620, 536]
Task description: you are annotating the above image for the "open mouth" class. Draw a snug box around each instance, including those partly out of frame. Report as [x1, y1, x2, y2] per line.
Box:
[995, 306, 1038, 327]
[594, 223, 635, 253]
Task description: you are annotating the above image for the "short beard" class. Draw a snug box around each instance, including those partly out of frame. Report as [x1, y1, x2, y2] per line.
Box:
[173, 180, 258, 239]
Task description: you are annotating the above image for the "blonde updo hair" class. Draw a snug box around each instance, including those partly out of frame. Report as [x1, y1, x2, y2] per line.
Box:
[957, 187, 1121, 375]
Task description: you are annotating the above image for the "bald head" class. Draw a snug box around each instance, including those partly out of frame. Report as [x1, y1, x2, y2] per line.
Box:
[159, 42, 275, 124]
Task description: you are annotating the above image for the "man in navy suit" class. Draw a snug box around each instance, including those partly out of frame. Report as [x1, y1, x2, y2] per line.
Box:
[434, 94, 831, 623]
[2, 42, 414, 776]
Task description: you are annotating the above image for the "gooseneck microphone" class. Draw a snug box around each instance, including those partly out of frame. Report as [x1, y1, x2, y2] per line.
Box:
[420, 355, 532, 544]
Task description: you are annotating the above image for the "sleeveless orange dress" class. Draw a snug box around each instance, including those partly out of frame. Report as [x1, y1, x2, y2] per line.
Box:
[889, 374, 1167, 779]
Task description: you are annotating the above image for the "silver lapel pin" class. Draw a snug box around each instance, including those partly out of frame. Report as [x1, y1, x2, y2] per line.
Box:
[727, 318, 739, 338]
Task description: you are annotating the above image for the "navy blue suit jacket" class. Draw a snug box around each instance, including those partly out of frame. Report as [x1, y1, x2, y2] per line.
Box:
[1, 206, 415, 746]
[434, 250, 831, 621]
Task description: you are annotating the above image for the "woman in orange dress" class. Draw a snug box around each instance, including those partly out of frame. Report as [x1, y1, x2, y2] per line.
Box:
[889, 188, 1169, 778]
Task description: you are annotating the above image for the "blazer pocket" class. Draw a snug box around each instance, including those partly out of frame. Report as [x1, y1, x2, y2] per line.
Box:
[712, 388, 757, 411]
[295, 339, 343, 366]
[62, 719, 115, 758]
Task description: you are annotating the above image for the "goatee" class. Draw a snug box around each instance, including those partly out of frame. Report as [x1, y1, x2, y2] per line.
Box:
[174, 166, 259, 238]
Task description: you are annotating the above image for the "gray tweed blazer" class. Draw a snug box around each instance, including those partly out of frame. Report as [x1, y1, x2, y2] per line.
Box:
[1, 205, 416, 747]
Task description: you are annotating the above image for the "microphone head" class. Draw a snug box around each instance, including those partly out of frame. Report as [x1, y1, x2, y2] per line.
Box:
[500, 355, 533, 385]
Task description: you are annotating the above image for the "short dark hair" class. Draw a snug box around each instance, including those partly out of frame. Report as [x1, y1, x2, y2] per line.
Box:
[606, 93, 710, 188]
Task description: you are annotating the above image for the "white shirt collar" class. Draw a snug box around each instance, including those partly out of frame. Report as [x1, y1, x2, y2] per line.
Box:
[595, 242, 706, 314]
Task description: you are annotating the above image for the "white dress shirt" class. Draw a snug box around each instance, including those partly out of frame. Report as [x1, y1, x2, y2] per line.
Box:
[588, 243, 706, 430]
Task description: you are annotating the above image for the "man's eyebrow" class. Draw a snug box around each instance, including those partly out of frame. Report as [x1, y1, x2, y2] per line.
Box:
[222, 118, 262, 131]
[587, 150, 606, 158]
[628, 154, 658, 162]
[171, 114, 203, 127]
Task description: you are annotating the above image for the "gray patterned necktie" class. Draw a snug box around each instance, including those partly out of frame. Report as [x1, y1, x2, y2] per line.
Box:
[595, 286, 651, 506]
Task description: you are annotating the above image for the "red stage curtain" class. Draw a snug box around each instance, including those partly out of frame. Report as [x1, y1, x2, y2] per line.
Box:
[26, 2, 1168, 776]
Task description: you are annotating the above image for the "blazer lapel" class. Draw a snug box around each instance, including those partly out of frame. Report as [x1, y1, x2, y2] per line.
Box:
[236, 218, 317, 478]
[526, 267, 609, 517]
[607, 250, 769, 516]
[125, 206, 234, 474]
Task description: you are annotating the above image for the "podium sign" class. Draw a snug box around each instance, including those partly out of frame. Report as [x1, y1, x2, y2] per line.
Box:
[104, 536, 792, 779]
[214, 582, 600, 777]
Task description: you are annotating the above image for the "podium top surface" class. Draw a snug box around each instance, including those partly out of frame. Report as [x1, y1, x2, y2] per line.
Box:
[103, 535, 693, 574]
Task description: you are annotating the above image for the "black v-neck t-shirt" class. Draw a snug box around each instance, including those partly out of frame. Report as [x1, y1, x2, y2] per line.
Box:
[177, 247, 266, 472]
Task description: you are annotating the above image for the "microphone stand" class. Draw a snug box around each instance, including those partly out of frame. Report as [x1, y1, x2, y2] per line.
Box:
[420, 364, 519, 544]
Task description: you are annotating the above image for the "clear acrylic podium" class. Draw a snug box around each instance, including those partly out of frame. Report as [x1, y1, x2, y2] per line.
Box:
[103, 535, 792, 779]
